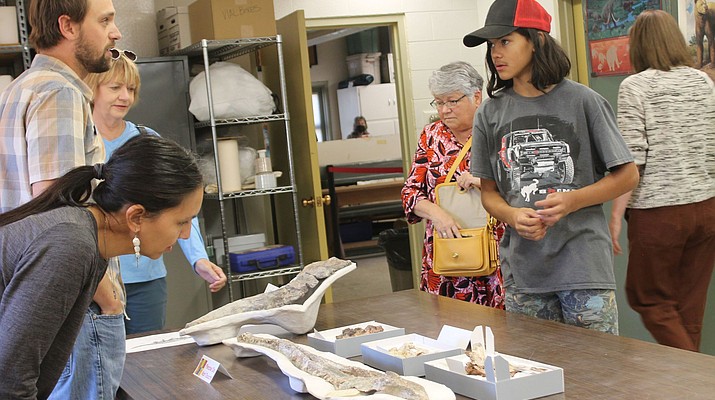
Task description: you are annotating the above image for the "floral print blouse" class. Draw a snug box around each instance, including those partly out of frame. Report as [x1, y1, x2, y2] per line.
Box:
[401, 120, 504, 308]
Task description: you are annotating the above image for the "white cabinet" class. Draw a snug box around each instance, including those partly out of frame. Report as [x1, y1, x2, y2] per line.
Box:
[337, 83, 398, 139]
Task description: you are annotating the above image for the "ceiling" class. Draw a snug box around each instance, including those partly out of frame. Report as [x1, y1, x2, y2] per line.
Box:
[306, 27, 373, 47]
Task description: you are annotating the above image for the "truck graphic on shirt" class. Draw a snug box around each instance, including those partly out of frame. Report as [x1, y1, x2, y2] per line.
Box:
[498, 128, 574, 191]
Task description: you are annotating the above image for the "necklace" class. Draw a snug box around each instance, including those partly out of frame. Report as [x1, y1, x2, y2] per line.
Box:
[103, 213, 117, 300]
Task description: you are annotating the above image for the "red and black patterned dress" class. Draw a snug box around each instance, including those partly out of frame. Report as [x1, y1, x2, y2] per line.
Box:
[401, 120, 504, 308]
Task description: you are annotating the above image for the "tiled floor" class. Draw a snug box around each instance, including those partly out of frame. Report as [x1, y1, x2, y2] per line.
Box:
[331, 254, 414, 303]
[331, 255, 391, 303]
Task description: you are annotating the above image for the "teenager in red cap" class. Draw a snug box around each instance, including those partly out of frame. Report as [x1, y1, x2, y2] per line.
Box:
[459, 0, 639, 334]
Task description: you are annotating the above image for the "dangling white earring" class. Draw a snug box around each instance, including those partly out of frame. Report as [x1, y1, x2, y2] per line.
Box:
[133, 234, 141, 267]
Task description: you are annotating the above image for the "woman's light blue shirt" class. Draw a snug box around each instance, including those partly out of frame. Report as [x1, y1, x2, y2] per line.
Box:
[102, 121, 207, 283]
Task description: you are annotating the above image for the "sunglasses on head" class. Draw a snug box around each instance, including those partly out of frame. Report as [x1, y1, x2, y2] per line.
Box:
[109, 48, 138, 62]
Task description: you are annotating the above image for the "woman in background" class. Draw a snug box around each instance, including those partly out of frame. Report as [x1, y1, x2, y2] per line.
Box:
[611, 10, 715, 351]
[348, 115, 370, 138]
[401, 61, 504, 307]
[0, 135, 204, 399]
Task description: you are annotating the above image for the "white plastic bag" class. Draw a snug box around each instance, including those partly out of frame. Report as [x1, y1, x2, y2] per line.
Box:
[189, 62, 275, 121]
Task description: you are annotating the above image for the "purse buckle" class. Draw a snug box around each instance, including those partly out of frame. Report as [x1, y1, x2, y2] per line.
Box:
[451, 252, 459, 258]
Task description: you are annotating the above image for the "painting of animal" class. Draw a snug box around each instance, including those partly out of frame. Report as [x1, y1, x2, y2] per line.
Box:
[695, 0, 715, 67]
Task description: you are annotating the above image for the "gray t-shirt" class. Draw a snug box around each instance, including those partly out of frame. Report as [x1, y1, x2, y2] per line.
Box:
[472, 79, 633, 293]
[0, 207, 107, 399]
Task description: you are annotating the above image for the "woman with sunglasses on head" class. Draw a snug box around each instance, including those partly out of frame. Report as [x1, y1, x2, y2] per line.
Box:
[461, 0, 639, 334]
[49, 49, 226, 400]
[0, 134, 204, 399]
[401, 61, 504, 307]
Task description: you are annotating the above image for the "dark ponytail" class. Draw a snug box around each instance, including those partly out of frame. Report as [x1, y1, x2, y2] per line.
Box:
[0, 135, 203, 226]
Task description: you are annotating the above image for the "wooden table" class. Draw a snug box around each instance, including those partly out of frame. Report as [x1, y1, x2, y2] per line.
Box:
[118, 290, 715, 400]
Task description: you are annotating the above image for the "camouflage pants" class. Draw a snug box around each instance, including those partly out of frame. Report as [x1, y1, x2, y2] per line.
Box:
[505, 288, 619, 335]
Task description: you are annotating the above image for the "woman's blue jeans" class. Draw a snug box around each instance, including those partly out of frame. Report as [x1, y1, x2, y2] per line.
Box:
[48, 303, 126, 400]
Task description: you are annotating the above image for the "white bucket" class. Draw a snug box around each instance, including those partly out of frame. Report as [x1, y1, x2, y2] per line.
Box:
[0, 7, 19, 45]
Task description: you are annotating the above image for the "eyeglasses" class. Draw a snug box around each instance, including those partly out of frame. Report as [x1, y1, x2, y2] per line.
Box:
[430, 94, 467, 109]
[109, 48, 138, 62]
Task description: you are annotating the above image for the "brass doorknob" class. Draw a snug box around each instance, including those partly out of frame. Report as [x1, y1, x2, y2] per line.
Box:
[302, 195, 332, 207]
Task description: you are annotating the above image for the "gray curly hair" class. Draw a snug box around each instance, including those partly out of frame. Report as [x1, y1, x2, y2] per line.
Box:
[428, 61, 483, 97]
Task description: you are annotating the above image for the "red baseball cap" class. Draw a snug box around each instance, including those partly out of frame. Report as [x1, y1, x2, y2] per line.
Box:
[463, 0, 552, 47]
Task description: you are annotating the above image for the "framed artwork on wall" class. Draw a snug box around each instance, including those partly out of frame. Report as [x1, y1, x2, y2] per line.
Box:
[585, 0, 663, 76]
[589, 36, 631, 76]
[679, 0, 715, 69]
[585, 0, 662, 41]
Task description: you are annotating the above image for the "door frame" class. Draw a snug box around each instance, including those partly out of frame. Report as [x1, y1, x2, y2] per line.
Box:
[305, 15, 420, 284]
[304, 15, 416, 177]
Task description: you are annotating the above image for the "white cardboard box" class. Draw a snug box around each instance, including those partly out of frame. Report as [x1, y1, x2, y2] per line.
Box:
[360, 325, 470, 376]
[346, 52, 381, 82]
[157, 6, 192, 56]
[307, 321, 406, 358]
[423, 326, 564, 400]
[213, 233, 265, 261]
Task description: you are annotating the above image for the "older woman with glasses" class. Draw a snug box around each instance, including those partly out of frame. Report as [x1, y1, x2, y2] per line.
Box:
[401, 61, 504, 307]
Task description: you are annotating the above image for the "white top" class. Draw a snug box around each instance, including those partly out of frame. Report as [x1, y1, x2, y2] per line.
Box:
[617, 66, 715, 208]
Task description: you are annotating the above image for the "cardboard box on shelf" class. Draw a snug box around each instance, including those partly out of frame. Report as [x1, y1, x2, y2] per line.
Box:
[346, 52, 381, 81]
[189, 0, 276, 43]
[157, 6, 192, 55]
[0, 6, 19, 45]
[213, 233, 266, 261]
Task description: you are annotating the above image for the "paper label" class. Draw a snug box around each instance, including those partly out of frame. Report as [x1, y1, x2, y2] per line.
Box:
[312, 328, 326, 340]
[193, 355, 233, 383]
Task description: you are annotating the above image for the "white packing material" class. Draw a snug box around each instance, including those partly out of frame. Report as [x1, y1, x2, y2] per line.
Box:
[189, 61, 275, 121]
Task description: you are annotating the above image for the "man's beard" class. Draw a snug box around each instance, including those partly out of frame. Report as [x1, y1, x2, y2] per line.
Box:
[76, 32, 110, 74]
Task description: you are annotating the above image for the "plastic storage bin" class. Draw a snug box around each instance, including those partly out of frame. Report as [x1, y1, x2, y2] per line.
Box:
[229, 245, 295, 273]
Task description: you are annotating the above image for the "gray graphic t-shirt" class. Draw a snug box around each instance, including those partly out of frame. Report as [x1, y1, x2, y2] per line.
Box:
[472, 79, 633, 293]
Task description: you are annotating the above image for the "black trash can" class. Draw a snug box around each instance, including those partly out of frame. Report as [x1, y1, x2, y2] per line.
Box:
[377, 228, 414, 292]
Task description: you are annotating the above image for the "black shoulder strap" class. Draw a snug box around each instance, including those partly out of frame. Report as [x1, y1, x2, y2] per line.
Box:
[136, 124, 148, 135]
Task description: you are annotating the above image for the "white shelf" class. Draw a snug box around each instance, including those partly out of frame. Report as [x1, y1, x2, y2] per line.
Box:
[194, 113, 287, 129]
[229, 265, 303, 283]
[204, 185, 294, 199]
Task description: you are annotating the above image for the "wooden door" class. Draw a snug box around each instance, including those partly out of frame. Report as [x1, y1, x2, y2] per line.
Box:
[262, 10, 328, 264]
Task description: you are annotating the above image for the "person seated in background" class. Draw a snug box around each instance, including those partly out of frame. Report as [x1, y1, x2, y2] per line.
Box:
[348, 116, 370, 138]
[0, 135, 204, 399]
[401, 61, 504, 308]
[48, 49, 228, 400]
